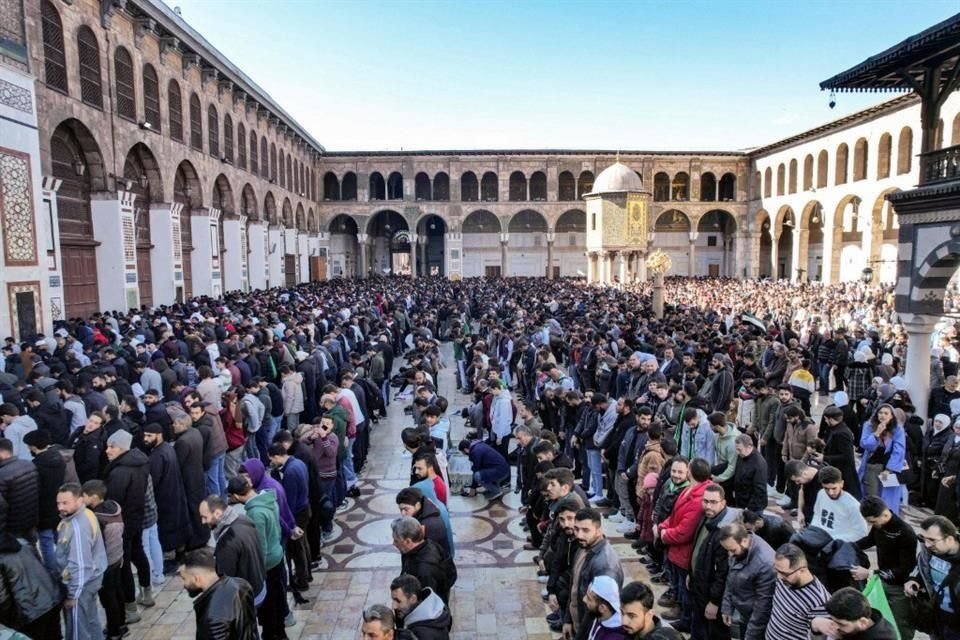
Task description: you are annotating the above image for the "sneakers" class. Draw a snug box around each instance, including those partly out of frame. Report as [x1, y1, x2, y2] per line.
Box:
[284, 612, 296, 627]
[537, 575, 548, 584]
[137, 586, 154, 608]
[777, 494, 793, 508]
[541, 587, 549, 599]
[606, 511, 624, 523]
[616, 522, 635, 534]
[766, 485, 778, 496]
[124, 603, 141, 624]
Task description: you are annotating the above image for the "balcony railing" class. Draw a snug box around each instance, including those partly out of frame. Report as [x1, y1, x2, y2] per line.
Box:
[921, 144, 960, 185]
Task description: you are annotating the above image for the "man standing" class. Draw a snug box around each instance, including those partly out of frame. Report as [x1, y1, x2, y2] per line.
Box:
[389, 573, 451, 640]
[396, 487, 453, 558]
[719, 523, 776, 640]
[708, 413, 740, 494]
[24, 429, 65, 578]
[142, 423, 189, 559]
[853, 496, 917, 640]
[172, 410, 208, 549]
[583, 575, 629, 640]
[268, 443, 312, 591]
[620, 581, 683, 640]
[565, 508, 624, 640]
[56, 482, 107, 640]
[227, 475, 287, 640]
[732, 435, 767, 513]
[178, 547, 258, 640]
[0, 437, 39, 541]
[905, 516, 960, 640]
[767, 544, 830, 640]
[199, 495, 266, 609]
[690, 484, 739, 640]
[0, 402, 37, 459]
[391, 516, 457, 605]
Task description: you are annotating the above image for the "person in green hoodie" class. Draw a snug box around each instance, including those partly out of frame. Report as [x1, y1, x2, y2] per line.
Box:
[227, 475, 287, 640]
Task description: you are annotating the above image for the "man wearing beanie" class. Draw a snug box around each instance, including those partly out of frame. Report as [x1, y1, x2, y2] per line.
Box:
[24, 429, 65, 579]
[584, 575, 629, 639]
[104, 429, 154, 621]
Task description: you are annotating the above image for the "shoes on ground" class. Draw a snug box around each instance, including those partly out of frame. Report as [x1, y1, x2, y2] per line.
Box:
[591, 497, 612, 508]
[657, 593, 677, 608]
[616, 522, 636, 534]
[661, 607, 682, 622]
[347, 486, 361, 498]
[537, 575, 548, 584]
[523, 543, 538, 551]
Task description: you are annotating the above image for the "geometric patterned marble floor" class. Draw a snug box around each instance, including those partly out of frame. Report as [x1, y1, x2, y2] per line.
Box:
[117, 346, 931, 639]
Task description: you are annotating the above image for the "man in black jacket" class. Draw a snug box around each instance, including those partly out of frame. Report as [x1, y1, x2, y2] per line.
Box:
[200, 495, 266, 606]
[104, 429, 153, 619]
[0, 437, 38, 540]
[178, 547, 258, 640]
[391, 516, 457, 604]
[389, 574, 451, 640]
[0, 531, 61, 639]
[23, 429, 63, 578]
[818, 407, 861, 500]
[853, 496, 918, 640]
[732, 435, 767, 513]
[396, 487, 451, 557]
[143, 423, 190, 556]
[690, 485, 739, 640]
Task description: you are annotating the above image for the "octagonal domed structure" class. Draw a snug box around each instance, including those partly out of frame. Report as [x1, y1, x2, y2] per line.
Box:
[590, 161, 644, 194]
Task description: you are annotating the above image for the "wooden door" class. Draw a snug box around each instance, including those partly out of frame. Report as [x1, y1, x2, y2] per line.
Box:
[61, 242, 100, 318]
[485, 265, 501, 278]
[284, 254, 297, 287]
[309, 256, 327, 281]
[708, 263, 720, 277]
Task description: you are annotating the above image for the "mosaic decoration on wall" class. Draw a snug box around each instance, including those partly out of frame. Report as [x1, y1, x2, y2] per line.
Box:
[0, 78, 32, 113]
[0, 147, 38, 266]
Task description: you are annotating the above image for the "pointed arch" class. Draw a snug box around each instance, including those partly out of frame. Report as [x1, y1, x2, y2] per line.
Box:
[212, 174, 235, 215]
[241, 183, 258, 220]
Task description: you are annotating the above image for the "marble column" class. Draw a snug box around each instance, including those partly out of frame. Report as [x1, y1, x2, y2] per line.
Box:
[500, 233, 509, 276]
[688, 232, 698, 276]
[617, 251, 626, 286]
[418, 234, 428, 276]
[409, 232, 418, 278]
[769, 229, 779, 279]
[638, 251, 648, 283]
[586, 252, 595, 283]
[902, 316, 938, 420]
[546, 232, 555, 279]
[792, 227, 809, 282]
[357, 233, 369, 278]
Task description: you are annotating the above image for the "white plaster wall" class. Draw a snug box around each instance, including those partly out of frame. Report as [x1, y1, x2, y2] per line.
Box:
[92, 197, 133, 311]
[268, 227, 284, 287]
[247, 224, 267, 290]
[191, 215, 213, 296]
[149, 205, 176, 305]
[222, 218, 244, 292]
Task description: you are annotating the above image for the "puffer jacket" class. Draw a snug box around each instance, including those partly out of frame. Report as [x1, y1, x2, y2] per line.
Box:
[193, 575, 258, 640]
[212, 503, 265, 598]
[0, 458, 38, 537]
[32, 448, 66, 531]
[0, 533, 60, 628]
[91, 500, 124, 567]
[281, 372, 305, 415]
[721, 533, 777, 640]
[402, 587, 452, 640]
[659, 480, 708, 570]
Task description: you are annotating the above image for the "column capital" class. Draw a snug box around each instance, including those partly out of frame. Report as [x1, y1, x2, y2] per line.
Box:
[689, 231, 699, 242]
[499, 233, 509, 243]
[546, 231, 556, 244]
[357, 232, 369, 243]
[408, 232, 418, 243]
[898, 313, 939, 332]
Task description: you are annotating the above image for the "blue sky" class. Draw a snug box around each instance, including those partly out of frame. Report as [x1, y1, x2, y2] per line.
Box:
[162, 0, 958, 152]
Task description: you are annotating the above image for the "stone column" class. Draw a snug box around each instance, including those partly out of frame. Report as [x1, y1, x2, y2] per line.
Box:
[598, 251, 608, 284]
[769, 229, 779, 279]
[357, 233, 369, 278]
[546, 232, 555, 279]
[638, 251, 648, 283]
[903, 316, 938, 420]
[586, 252, 595, 283]
[500, 233, 509, 276]
[792, 227, 809, 282]
[418, 234, 428, 276]
[688, 232, 698, 276]
[617, 251, 627, 287]
[409, 232, 418, 278]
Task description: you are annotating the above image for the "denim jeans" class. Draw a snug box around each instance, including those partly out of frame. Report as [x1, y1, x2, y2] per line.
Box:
[818, 363, 832, 394]
[473, 469, 508, 496]
[256, 416, 282, 462]
[381, 380, 391, 407]
[586, 448, 604, 498]
[342, 437, 357, 489]
[672, 563, 692, 628]
[37, 528, 58, 580]
[141, 523, 164, 583]
[205, 453, 226, 497]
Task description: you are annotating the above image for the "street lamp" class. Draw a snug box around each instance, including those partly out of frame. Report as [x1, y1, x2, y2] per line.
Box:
[860, 267, 874, 284]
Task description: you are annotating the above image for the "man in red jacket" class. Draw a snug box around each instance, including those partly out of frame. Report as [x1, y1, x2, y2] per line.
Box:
[654, 457, 712, 633]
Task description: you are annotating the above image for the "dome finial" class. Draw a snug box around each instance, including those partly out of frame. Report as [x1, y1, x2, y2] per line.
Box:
[616, 148, 621, 163]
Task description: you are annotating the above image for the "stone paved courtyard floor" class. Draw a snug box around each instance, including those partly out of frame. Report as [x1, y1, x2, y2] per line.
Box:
[120, 343, 929, 639]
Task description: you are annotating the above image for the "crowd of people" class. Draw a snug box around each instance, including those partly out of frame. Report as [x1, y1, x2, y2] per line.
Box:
[0, 275, 958, 640]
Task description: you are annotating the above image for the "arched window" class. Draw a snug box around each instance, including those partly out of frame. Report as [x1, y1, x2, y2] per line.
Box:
[763, 167, 772, 198]
[270, 143, 277, 182]
[461, 172, 478, 201]
[237, 123, 246, 169]
[897, 127, 912, 175]
[342, 172, 357, 200]
[577, 171, 594, 199]
[776, 164, 785, 196]
[324, 172, 340, 200]
[788, 159, 797, 194]
[142, 64, 160, 131]
[260, 137, 268, 179]
[558, 171, 576, 201]
[481, 172, 498, 201]
[718, 173, 736, 201]
[752, 171, 761, 198]
[278, 152, 284, 188]
[208, 106, 219, 157]
[249, 132, 258, 175]
[853, 138, 868, 181]
[816, 150, 828, 188]
[509, 171, 527, 201]
[433, 173, 449, 201]
[835, 143, 849, 185]
[530, 171, 547, 201]
[41, 0, 67, 93]
[168, 80, 182, 142]
[700, 172, 716, 201]
[189, 93, 202, 150]
[877, 133, 891, 179]
[654, 172, 670, 201]
[294, 159, 300, 194]
[287, 154, 293, 191]
[222, 114, 233, 162]
[671, 172, 689, 200]
[76, 27, 103, 108]
[114, 47, 136, 121]
[415, 173, 431, 200]
[387, 172, 403, 199]
[369, 172, 385, 200]
[802, 155, 813, 191]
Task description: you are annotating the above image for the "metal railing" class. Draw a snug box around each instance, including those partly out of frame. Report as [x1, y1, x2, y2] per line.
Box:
[921, 144, 960, 185]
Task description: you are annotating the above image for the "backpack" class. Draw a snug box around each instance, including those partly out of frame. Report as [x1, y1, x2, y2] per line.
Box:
[355, 376, 384, 416]
[266, 382, 284, 418]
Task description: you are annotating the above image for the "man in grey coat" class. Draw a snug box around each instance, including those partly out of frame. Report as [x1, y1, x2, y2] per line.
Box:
[719, 523, 776, 640]
[564, 508, 625, 640]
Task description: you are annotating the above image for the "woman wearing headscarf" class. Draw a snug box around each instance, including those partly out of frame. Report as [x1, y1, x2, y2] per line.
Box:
[934, 417, 960, 522]
[922, 413, 955, 508]
[859, 403, 906, 514]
